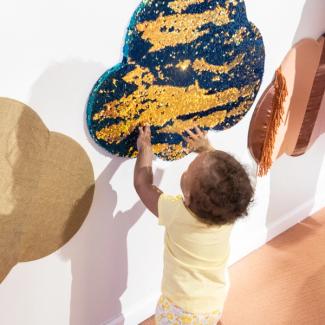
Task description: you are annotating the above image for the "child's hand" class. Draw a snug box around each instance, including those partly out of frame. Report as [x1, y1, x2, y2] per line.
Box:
[137, 125, 152, 152]
[183, 126, 214, 153]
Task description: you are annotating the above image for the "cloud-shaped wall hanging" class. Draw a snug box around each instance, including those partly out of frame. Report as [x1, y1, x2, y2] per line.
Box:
[248, 34, 325, 176]
[87, 0, 265, 160]
[0, 98, 95, 283]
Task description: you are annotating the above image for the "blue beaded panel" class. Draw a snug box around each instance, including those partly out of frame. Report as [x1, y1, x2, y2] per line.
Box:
[87, 0, 265, 160]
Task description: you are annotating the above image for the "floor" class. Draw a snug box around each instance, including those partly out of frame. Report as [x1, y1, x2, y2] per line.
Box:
[140, 208, 325, 325]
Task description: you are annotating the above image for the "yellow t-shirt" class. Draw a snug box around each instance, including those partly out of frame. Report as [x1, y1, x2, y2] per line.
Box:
[158, 193, 234, 314]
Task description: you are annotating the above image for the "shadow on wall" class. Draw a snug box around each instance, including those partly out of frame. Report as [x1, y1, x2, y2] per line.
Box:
[60, 158, 137, 325]
[28, 59, 106, 151]
[265, 0, 325, 244]
[26, 59, 164, 324]
[59, 160, 163, 325]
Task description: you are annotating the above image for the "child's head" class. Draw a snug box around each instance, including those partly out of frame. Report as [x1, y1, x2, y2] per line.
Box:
[181, 150, 254, 226]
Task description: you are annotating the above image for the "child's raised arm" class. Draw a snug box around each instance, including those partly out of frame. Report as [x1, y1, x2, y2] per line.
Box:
[133, 125, 162, 217]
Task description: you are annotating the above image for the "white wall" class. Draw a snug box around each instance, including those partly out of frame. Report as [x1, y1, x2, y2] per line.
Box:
[0, 0, 324, 324]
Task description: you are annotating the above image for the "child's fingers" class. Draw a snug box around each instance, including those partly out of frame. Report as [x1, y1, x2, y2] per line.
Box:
[138, 126, 144, 135]
[185, 128, 197, 138]
[144, 125, 151, 136]
[194, 125, 203, 136]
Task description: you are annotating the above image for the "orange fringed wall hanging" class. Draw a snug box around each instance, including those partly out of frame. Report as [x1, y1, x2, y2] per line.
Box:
[257, 69, 288, 176]
[248, 34, 325, 176]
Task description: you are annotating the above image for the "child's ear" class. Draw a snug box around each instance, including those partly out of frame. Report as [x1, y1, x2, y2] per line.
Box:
[183, 192, 191, 207]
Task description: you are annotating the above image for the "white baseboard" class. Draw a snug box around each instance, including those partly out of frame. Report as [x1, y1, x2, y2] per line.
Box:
[101, 315, 124, 325]
[102, 296, 158, 325]
[266, 198, 324, 242]
[105, 199, 324, 325]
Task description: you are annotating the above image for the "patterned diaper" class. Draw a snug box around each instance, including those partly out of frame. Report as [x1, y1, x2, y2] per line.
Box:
[155, 295, 222, 325]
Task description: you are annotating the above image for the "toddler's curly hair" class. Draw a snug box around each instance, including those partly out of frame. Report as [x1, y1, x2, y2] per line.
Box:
[189, 150, 254, 226]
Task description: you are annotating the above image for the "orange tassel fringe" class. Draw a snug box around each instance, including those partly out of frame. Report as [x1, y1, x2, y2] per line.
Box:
[258, 68, 288, 176]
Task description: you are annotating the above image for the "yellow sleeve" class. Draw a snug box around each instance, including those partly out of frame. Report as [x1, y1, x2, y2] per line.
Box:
[158, 194, 181, 227]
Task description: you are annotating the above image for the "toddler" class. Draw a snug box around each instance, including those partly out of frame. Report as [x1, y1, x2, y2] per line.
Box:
[134, 126, 254, 324]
